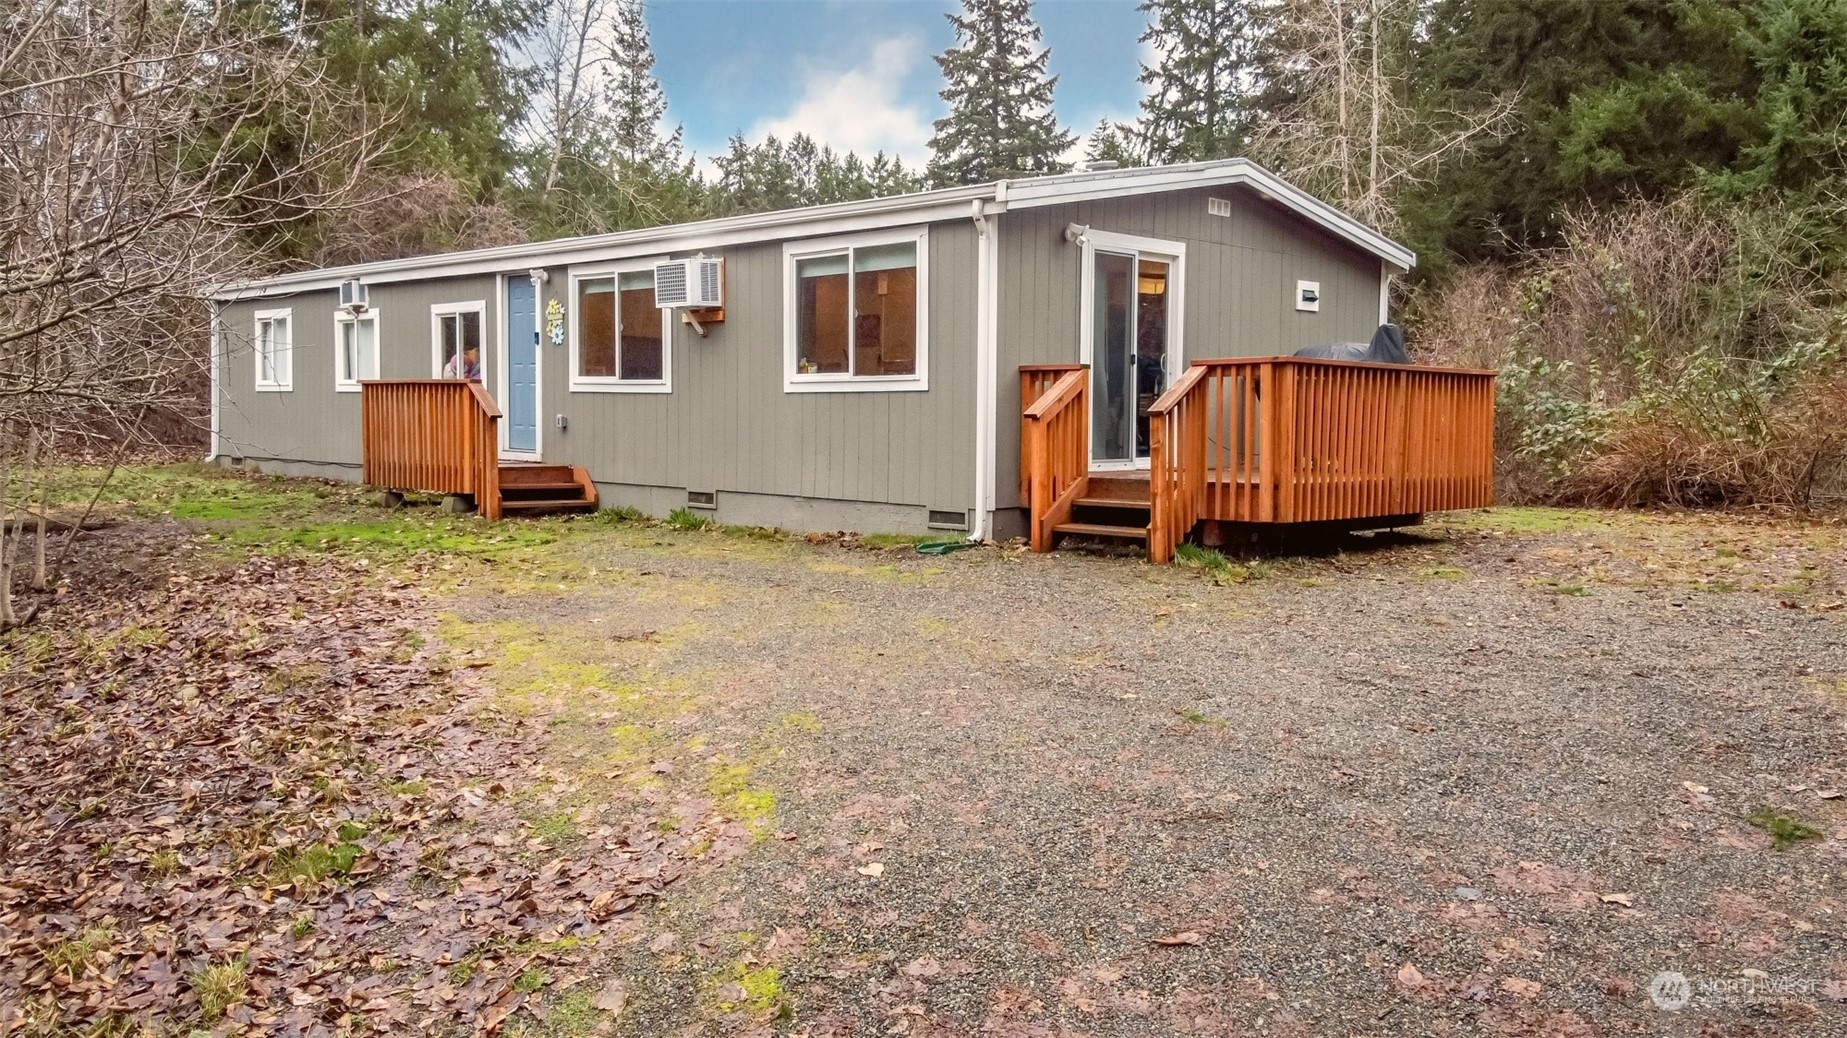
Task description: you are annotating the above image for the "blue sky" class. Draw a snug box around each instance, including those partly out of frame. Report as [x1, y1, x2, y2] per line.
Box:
[646, 0, 1149, 171]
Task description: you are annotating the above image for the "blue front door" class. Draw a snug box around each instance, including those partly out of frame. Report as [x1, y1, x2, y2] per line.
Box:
[506, 278, 538, 453]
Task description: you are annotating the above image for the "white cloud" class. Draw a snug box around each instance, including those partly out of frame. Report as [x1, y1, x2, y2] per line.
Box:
[747, 36, 936, 164]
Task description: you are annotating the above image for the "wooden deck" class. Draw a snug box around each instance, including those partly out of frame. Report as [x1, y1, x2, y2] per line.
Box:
[360, 380, 596, 518]
[1022, 358, 1498, 561]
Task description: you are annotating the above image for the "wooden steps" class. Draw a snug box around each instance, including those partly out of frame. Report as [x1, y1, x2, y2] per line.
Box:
[1050, 473, 1152, 549]
[496, 463, 598, 516]
[1052, 521, 1148, 542]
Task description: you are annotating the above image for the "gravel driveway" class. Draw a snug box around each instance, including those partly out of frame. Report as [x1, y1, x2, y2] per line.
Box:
[452, 511, 1847, 1037]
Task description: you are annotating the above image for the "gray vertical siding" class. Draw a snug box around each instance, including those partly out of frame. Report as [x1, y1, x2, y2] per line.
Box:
[215, 274, 501, 470]
[523, 219, 978, 523]
[216, 223, 979, 529]
[993, 184, 1388, 529]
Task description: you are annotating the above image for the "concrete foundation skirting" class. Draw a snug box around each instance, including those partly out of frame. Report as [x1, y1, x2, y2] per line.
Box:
[593, 482, 966, 538]
[224, 456, 362, 482]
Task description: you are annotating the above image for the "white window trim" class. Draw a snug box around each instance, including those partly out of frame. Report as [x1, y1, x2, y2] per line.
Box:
[429, 300, 488, 380]
[333, 308, 382, 393]
[254, 307, 293, 392]
[566, 257, 672, 394]
[782, 226, 929, 393]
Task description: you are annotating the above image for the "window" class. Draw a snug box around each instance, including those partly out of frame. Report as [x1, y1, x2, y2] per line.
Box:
[570, 266, 670, 392]
[254, 308, 292, 391]
[334, 310, 380, 391]
[784, 229, 927, 392]
[430, 301, 485, 380]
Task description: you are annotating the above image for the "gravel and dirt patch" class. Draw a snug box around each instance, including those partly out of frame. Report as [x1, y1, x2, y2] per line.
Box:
[4, 469, 1844, 1036]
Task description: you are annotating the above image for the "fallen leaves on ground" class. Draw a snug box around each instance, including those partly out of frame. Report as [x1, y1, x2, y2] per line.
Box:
[0, 543, 716, 1035]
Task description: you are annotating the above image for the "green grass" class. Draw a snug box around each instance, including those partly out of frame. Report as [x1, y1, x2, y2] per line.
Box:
[861, 532, 933, 550]
[505, 988, 605, 1036]
[218, 517, 558, 557]
[529, 811, 579, 844]
[191, 957, 250, 1022]
[1747, 809, 1824, 850]
[1418, 565, 1469, 581]
[666, 507, 712, 531]
[1437, 506, 1617, 535]
[597, 504, 648, 523]
[43, 926, 116, 981]
[1172, 542, 1260, 584]
[1175, 543, 1230, 569]
[271, 836, 363, 887]
[1173, 707, 1228, 728]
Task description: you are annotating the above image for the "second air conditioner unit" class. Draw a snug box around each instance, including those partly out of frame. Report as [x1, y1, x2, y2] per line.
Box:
[653, 257, 724, 309]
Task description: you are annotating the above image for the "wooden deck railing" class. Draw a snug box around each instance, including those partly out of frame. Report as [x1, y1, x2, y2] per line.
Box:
[1145, 357, 1496, 562]
[1019, 365, 1085, 508]
[1020, 365, 1089, 552]
[1146, 364, 1210, 563]
[360, 380, 503, 520]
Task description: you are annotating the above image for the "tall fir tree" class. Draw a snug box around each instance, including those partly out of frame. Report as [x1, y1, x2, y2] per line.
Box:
[926, 0, 1076, 186]
[1082, 120, 1143, 168]
[605, 0, 676, 168]
[598, 0, 706, 229]
[1136, 0, 1266, 163]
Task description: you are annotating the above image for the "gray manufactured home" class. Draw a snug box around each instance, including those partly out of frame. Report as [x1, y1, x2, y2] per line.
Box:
[211, 159, 1493, 556]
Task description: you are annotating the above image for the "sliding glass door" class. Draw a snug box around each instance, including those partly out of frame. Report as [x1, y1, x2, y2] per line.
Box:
[1083, 235, 1181, 468]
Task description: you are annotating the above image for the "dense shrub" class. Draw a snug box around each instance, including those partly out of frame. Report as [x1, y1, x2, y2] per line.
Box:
[1409, 196, 1847, 507]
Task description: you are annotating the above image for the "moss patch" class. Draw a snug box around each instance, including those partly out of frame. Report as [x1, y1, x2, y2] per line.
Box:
[1746, 808, 1824, 850]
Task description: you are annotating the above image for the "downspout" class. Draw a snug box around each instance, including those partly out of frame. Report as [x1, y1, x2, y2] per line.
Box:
[969, 196, 1001, 542]
[204, 299, 220, 462]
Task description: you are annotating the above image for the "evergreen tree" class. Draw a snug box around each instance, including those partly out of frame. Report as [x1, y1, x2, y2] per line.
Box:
[1405, 0, 1754, 262]
[605, 0, 676, 168]
[1082, 120, 1143, 168]
[926, 0, 1076, 186]
[597, 0, 706, 230]
[1136, 0, 1266, 163]
[713, 134, 923, 214]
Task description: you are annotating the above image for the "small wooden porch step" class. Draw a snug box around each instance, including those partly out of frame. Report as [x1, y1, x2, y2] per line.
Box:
[1074, 496, 1151, 510]
[494, 462, 598, 517]
[500, 497, 598, 515]
[1052, 521, 1149, 541]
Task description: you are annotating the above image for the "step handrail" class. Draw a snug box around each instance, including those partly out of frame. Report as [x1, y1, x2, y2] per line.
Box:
[1020, 365, 1090, 551]
[360, 379, 503, 520]
[1145, 364, 1212, 563]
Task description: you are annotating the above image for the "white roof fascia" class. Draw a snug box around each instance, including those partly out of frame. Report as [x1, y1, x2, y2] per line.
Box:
[215, 159, 1415, 301]
[1003, 158, 1417, 271]
[214, 187, 997, 301]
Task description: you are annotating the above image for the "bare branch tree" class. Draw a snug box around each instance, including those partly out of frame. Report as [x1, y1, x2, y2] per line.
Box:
[0, 0, 385, 624]
[1249, 0, 1515, 234]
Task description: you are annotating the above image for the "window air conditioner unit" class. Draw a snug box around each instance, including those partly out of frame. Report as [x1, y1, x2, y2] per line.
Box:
[653, 257, 723, 309]
[339, 278, 370, 314]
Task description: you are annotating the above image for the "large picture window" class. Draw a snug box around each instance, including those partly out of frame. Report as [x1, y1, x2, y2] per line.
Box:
[254, 308, 292, 392]
[334, 310, 379, 391]
[430, 301, 485, 380]
[784, 230, 927, 392]
[570, 266, 670, 392]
